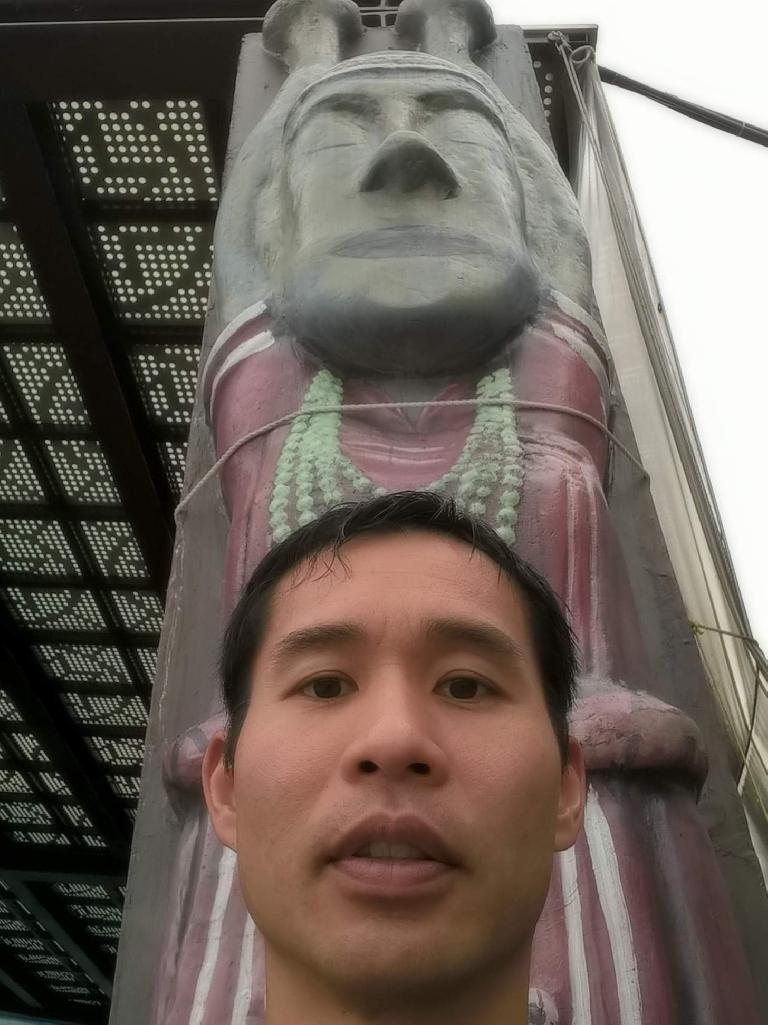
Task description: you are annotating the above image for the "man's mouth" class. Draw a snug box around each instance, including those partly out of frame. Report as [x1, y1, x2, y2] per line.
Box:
[352, 842, 435, 860]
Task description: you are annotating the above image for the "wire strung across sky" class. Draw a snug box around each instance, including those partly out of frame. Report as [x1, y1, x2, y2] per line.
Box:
[597, 65, 768, 148]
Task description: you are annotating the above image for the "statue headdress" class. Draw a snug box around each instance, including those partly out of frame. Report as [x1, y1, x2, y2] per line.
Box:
[212, 0, 595, 329]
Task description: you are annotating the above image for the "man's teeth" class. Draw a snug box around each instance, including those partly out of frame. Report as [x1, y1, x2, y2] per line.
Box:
[355, 842, 432, 859]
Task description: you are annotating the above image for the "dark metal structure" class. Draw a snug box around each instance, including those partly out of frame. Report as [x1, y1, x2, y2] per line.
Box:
[0, 4, 595, 1020]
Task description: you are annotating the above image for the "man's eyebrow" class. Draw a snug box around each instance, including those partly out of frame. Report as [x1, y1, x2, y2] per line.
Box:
[268, 623, 363, 667]
[423, 618, 526, 664]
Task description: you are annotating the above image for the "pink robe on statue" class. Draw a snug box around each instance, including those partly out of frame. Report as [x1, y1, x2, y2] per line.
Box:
[153, 294, 760, 1025]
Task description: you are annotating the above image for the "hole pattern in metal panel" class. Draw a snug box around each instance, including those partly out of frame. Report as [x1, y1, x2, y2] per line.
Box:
[0, 225, 50, 323]
[80, 520, 147, 578]
[0, 440, 45, 502]
[81, 833, 108, 848]
[26, 954, 64, 966]
[62, 693, 147, 730]
[2, 342, 89, 426]
[93, 222, 213, 322]
[41, 969, 77, 983]
[60, 805, 95, 829]
[134, 646, 158, 684]
[10, 830, 70, 845]
[85, 923, 120, 939]
[130, 343, 198, 425]
[0, 769, 31, 792]
[0, 801, 52, 826]
[0, 519, 79, 576]
[36, 771, 72, 797]
[69, 903, 121, 923]
[87, 735, 143, 768]
[54, 883, 111, 899]
[7, 732, 49, 763]
[35, 643, 131, 685]
[0, 691, 22, 722]
[106, 774, 141, 799]
[3, 587, 106, 632]
[0, 919, 27, 932]
[6, 935, 46, 950]
[54, 99, 218, 203]
[160, 439, 188, 500]
[45, 439, 122, 504]
[111, 590, 164, 632]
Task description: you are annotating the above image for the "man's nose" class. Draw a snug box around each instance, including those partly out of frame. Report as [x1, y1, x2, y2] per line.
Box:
[339, 685, 450, 785]
[359, 130, 460, 199]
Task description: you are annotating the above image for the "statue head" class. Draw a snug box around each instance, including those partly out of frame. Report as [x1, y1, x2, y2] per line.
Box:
[214, 0, 594, 376]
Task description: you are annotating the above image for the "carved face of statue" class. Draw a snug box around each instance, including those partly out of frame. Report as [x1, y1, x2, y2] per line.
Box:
[204, 532, 584, 1018]
[273, 65, 542, 376]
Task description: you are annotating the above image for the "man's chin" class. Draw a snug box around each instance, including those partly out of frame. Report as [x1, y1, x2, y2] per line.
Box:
[276, 258, 542, 377]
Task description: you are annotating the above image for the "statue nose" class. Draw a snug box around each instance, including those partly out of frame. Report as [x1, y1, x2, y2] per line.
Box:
[359, 130, 460, 198]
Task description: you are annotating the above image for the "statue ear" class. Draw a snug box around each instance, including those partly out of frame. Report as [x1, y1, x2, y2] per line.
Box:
[505, 109, 596, 314]
[553, 739, 586, 852]
[212, 67, 320, 330]
[202, 731, 238, 852]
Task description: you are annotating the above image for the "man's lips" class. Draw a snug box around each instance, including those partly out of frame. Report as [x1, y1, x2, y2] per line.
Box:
[331, 856, 454, 895]
[328, 812, 460, 866]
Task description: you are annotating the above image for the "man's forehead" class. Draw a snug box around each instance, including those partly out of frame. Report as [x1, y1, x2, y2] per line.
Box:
[269, 534, 522, 620]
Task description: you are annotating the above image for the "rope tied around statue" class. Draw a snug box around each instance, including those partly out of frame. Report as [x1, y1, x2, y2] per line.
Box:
[173, 395, 649, 531]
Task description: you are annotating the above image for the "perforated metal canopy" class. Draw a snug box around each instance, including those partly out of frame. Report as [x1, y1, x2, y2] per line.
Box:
[0, 4, 595, 1021]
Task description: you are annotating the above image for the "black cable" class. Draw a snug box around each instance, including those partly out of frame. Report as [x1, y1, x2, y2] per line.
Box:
[598, 65, 768, 148]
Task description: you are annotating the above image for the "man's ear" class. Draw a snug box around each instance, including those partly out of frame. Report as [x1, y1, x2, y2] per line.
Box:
[554, 739, 586, 852]
[202, 731, 237, 852]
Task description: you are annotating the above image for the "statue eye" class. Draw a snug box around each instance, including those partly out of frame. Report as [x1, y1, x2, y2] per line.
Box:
[437, 676, 493, 701]
[301, 675, 353, 700]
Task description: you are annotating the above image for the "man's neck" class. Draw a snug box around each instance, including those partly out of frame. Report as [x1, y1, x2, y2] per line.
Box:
[263, 944, 532, 1025]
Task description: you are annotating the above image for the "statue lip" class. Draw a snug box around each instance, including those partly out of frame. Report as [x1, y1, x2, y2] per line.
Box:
[330, 225, 496, 259]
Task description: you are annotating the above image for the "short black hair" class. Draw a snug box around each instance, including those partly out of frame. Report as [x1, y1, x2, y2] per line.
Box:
[220, 491, 579, 769]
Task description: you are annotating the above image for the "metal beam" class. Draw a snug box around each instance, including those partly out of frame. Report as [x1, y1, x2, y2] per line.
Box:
[0, 967, 44, 1011]
[0, 844, 126, 882]
[80, 199, 217, 223]
[0, 570, 154, 592]
[0, 18, 261, 101]
[4, 879, 114, 998]
[24, 628, 158, 647]
[0, 0, 271, 19]
[0, 102, 173, 598]
[0, 501, 129, 521]
[0, 605, 133, 858]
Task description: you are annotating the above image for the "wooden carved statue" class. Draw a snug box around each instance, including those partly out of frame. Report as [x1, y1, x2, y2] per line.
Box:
[152, 1, 762, 1022]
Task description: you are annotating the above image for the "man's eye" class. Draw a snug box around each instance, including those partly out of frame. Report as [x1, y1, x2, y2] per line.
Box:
[437, 676, 493, 701]
[301, 675, 352, 700]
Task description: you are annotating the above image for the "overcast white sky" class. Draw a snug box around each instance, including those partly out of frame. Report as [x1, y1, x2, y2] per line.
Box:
[490, 0, 768, 649]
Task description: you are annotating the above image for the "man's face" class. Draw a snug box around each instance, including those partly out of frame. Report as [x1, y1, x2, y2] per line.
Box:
[273, 69, 541, 375]
[205, 533, 583, 1009]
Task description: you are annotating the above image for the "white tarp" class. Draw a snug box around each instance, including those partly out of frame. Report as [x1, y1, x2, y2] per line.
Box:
[569, 53, 767, 882]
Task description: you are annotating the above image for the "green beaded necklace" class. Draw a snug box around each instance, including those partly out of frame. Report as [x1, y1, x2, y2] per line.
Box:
[269, 366, 524, 546]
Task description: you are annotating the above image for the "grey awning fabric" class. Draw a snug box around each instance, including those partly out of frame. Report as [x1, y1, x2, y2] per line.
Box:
[568, 51, 767, 882]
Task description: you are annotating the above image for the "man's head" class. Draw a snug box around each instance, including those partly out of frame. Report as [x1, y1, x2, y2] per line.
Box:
[203, 491, 585, 1019]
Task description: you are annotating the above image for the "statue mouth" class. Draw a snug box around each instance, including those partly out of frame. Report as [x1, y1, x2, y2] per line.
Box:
[330, 225, 497, 259]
